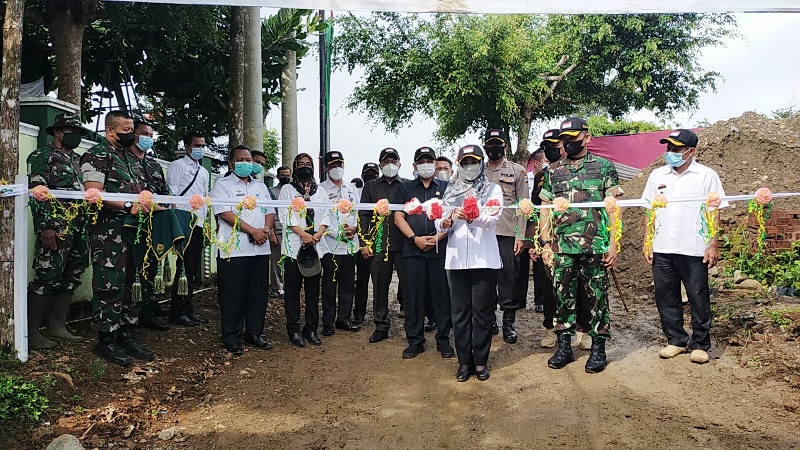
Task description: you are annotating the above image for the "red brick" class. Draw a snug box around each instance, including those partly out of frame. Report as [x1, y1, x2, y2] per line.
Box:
[765, 226, 779, 236]
[773, 218, 792, 226]
[771, 210, 788, 219]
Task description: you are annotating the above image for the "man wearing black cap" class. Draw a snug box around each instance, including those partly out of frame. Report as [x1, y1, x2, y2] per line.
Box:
[26, 112, 91, 349]
[644, 129, 726, 365]
[539, 117, 620, 373]
[483, 129, 529, 344]
[319, 151, 361, 335]
[359, 148, 409, 343]
[352, 162, 380, 324]
[392, 147, 454, 359]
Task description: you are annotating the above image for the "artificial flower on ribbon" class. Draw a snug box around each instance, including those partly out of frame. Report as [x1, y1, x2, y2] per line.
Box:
[517, 198, 535, 221]
[699, 192, 722, 244]
[643, 193, 669, 255]
[748, 187, 773, 253]
[484, 198, 502, 216]
[328, 198, 357, 259]
[423, 198, 444, 220]
[403, 197, 423, 215]
[463, 197, 480, 221]
[189, 194, 205, 211]
[84, 188, 103, 225]
[29, 185, 86, 236]
[604, 196, 623, 252]
[358, 198, 392, 261]
[336, 198, 354, 215]
[291, 197, 306, 213]
[552, 197, 570, 214]
[218, 195, 258, 259]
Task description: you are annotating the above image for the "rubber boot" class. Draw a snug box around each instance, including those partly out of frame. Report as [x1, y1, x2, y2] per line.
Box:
[117, 325, 155, 361]
[42, 294, 82, 342]
[547, 332, 575, 369]
[27, 293, 56, 349]
[585, 336, 608, 373]
[94, 331, 132, 366]
[501, 309, 518, 344]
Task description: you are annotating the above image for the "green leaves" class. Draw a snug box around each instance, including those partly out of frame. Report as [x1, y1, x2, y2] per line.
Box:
[0, 375, 50, 424]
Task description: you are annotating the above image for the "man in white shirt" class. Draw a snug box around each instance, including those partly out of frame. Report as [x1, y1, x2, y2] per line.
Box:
[642, 129, 727, 364]
[212, 146, 276, 355]
[166, 132, 210, 327]
[319, 151, 361, 335]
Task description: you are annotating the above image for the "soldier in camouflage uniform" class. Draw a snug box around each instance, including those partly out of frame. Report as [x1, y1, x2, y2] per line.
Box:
[26, 112, 91, 349]
[81, 110, 161, 366]
[539, 117, 620, 373]
[128, 120, 171, 331]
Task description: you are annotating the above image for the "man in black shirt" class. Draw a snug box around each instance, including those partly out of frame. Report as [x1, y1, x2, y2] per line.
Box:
[392, 147, 454, 359]
[359, 149, 409, 343]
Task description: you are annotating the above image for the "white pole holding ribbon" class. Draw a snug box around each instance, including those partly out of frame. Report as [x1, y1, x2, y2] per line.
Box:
[14, 174, 28, 362]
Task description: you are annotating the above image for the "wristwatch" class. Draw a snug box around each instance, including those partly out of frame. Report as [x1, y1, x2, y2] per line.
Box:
[410, 234, 417, 242]
[123, 201, 133, 213]
[539, 239, 551, 246]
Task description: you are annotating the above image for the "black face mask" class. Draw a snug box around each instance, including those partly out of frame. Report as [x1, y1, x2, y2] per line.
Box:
[544, 145, 562, 163]
[564, 140, 585, 158]
[278, 176, 291, 185]
[485, 146, 505, 161]
[295, 167, 313, 180]
[61, 132, 82, 150]
[116, 131, 136, 148]
[362, 171, 378, 183]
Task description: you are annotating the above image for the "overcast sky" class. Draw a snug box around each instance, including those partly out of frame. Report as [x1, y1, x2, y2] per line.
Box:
[263, 12, 800, 181]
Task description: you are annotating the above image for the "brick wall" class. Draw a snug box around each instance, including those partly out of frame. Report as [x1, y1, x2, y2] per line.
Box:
[746, 209, 800, 251]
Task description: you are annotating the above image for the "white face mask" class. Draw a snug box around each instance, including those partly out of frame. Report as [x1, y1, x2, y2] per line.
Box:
[416, 163, 435, 179]
[436, 171, 451, 182]
[381, 163, 399, 178]
[541, 162, 549, 170]
[460, 164, 481, 182]
[328, 167, 345, 181]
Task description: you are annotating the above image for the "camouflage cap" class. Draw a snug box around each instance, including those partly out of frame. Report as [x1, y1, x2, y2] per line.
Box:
[46, 112, 90, 137]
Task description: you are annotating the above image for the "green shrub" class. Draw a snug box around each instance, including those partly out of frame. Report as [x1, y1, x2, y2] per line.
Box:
[0, 375, 49, 423]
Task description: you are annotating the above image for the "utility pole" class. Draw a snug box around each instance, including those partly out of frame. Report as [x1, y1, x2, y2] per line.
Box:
[280, 9, 298, 169]
[243, 6, 264, 153]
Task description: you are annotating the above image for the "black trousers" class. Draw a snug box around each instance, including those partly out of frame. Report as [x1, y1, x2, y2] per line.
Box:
[216, 255, 269, 347]
[354, 254, 371, 320]
[515, 250, 531, 308]
[404, 256, 451, 349]
[539, 258, 591, 330]
[496, 236, 521, 311]
[532, 254, 544, 306]
[321, 253, 356, 326]
[171, 225, 204, 318]
[653, 253, 711, 351]
[448, 269, 498, 366]
[370, 250, 406, 332]
[283, 258, 321, 335]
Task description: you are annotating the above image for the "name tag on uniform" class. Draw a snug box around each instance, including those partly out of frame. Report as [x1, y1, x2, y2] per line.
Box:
[235, 190, 245, 197]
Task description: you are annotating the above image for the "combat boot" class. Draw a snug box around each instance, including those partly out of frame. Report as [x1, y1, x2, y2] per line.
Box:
[117, 326, 155, 361]
[547, 332, 575, 369]
[94, 331, 132, 366]
[501, 309, 518, 344]
[28, 293, 56, 349]
[42, 294, 82, 342]
[585, 337, 608, 373]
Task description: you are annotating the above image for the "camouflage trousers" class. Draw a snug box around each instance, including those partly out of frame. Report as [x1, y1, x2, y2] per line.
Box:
[552, 253, 611, 339]
[88, 218, 138, 332]
[28, 226, 89, 296]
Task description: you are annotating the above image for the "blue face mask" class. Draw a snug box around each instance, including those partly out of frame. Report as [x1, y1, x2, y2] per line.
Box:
[251, 163, 263, 176]
[234, 161, 253, 177]
[665, 149, 688, 167]
[137, 136, 154, 151]
[191, 146, 205, 161]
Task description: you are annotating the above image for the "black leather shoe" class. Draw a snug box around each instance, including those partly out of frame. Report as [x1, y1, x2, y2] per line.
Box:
[335, 321, 361, 332]
[117, 327, 155, 361]
[502, 325, 518, 344]
[244, 334, 273, 350]
[352, 315, 365, 325]
[138, 314, 170, 331]
[94, 332, 132, 366]
[303, 331, 322, 346]
[368, 330, 388, 343]
[491, 322, 500, 336]
[170, 315, 201, 327]
[548, 332, 575, 369]
[187, 313, 208, 324]
[424, 321, 437, 332]
[437, 344, 455, 359]
[456, 365, 473, 382]
[585, 337, 608, 373]
[402, 345, 424, 359]
[289, 332, 305, 348]
[225, 343, 244, 356]
[321, 325, 336, 336]
[475, 366, 491, 381]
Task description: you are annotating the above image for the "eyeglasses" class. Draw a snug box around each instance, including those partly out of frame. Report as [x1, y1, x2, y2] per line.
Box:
[296, 161, 313, 168]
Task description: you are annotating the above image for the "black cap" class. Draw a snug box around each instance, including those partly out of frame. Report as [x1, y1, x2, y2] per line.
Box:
[558, 117, 589, 137]
[46, 112, 90, 136]
[296, 245, 321, 277]
[413, 146, 436, 162]
[659, 129, 698, 148]
[379, 147, 400, 161]
[361, 162, 380, 174]
[541, 128, 561, 145]
[250, 150, 266, 159]
[323, 150, 344, 165]
[483, 129, 507, 145]
[457, 144, 485, 162]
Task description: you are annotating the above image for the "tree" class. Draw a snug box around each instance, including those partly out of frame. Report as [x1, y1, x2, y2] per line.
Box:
[263, 128, 280, 169]
[587, 115, 660, 136]
[334, 13, 738, 161]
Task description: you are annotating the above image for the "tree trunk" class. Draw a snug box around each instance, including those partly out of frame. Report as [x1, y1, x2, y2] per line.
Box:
[48, 14, 84, 107]
[0, 0, 25, 350]
[242, 7, 263, 153]
[514, 103, 533, 164]
[228, 6, 245, 150]
[279, 9, 298, 168]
